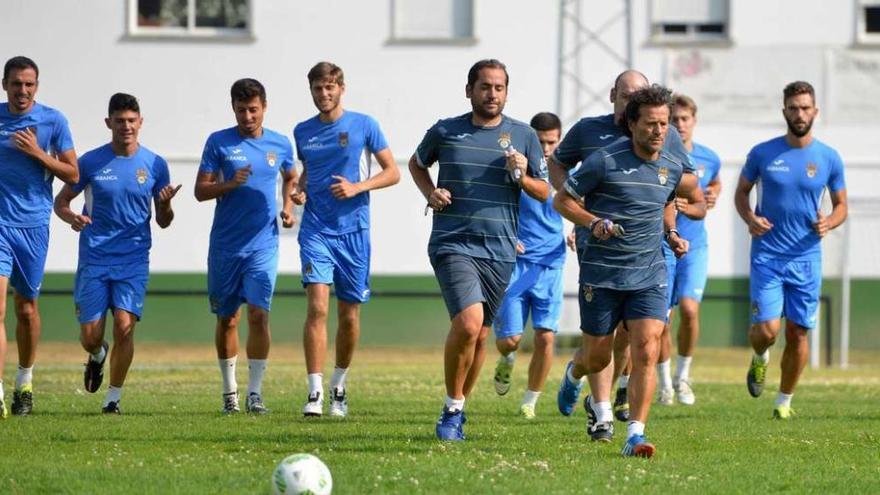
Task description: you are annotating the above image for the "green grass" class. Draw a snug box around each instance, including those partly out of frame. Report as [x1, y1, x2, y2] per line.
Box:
[2, 345, 879, 494]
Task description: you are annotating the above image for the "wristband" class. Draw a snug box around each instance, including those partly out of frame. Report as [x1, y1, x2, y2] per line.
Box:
[665, 228, 680, 240]
[589, 217, 603, 231]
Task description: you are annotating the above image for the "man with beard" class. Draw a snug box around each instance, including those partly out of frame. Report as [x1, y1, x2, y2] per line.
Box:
[409, 59, 549, 440]
[294, 62, 400, 418]
[735, 81, 847, 419]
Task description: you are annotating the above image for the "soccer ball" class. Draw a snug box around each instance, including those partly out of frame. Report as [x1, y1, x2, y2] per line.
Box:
[272, 453, 333, 495]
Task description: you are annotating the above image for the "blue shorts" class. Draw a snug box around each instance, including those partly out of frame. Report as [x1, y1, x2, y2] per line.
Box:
[74, 261, 149, 324]
[208, 246, 278, 317]
[0, 225, 49, 299]
[666, 245, 709, 308]
[299, 229, 370, 303]
[578, 284, 668, 337]
[750, 255, 821, 329]
[493, 259, 563, 338]
[431, 253, 514, 326]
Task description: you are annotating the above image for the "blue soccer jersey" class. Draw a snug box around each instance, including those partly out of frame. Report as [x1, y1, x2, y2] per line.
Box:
[294, 111, 388, 235]
[0, 102, 75, 227]
[415, 113, 549, 263]
[73, 144, 170, 265]
[676, 142, 721, 249]
[552, 113, 692, 252]
[199, 127, 295, 254]
[741, 136, 846, 261]
[563, 138, 688, 290]
[517, 192, 565, 268]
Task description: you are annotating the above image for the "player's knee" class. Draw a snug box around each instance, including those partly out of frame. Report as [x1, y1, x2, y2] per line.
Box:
[306, 302, 329, 322]
[679, 300, 699, 322]
[750, 323, 777, 344]
[534, 331, 554, 351]
[217, 314, 239, 333]
[247, 306, 269, 328]
[113, 322, 135, 342]
[14, 299, 38, 321]
[784, 323, 808, 343]
[496, 335, 520, 353]
[584, 351, 611, 374]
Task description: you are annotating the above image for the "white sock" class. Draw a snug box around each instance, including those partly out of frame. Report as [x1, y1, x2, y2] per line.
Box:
[626, 420, 646, 438]
[329, 367, 348, 392]
[657, 359, 672, 390]
[775, 392, 793, 408]
[567, 365, 584, 384]
[218, 356, 237, 395]
[755, 350, 770, 364]
[590, 396, 614, 423]
[675, 355, 693, 383]
[104, 385, 122, 406]
[307, 373, 323, 397]
[502, 351, 516, 365]
[16, 366, 33, 390]
[618, 374, 629, 389]
[521, 389, 541, 407]
[444, 395, 465, 412]
[247, 359, 267, 396]
[90, 345, 107, 364]
[0, 380, 4, 398]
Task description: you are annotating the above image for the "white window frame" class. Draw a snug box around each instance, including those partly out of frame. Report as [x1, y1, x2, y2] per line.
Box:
[127, 0, 254, 40]
[857, 0, 880, 45]
[388, 0, 476, 45]
[648, 0, 730, 45]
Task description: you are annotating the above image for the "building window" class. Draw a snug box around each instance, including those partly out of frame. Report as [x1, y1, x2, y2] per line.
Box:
[130, 0, 252, 39]
[389, 0, 475, 44]
[857, 0, 880, 44]
[650, 0, 729, 44]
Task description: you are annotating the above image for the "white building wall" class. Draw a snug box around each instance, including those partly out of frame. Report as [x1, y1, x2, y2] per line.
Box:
[3, 0, 878, 277]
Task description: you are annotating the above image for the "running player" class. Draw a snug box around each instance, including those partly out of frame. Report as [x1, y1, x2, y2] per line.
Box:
[54, 93, 179, 414]
[410, 59, 549, 441]
[656, 94, 721, 406]
[0, 56, 79, 417]
[554, 84, 702, 457]
[492, 112, 565, 419]
[195, 78, 297, 414]
[294, 62, 400, 418]
[735, 81, 847, 419]
[550, 70, 695, 423]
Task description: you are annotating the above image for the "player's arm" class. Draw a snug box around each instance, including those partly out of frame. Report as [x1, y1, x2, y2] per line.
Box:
[291, 167, 307, 205]
[815, 188, 848, 238]
[53, 184, 90, 232]
[705, 176, 722, 210]
[734, 175, 773, 236]
[507, 147, 549, 202]
[673, 173, 707, 220]
[280, 167, 297, 228]
[154, 184, 182, 229]
[13, 128, 79, 184]
[554, 189, 616, 242]
[330, 148, 400, 200]
[664, 200, 688, 258]
[547, 155, 572, 191]
[194, 167, 250, 202]
[409, 154, 451, 211]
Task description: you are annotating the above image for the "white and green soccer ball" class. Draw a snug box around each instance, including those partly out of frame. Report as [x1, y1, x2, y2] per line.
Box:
[272, 453, 333, 495]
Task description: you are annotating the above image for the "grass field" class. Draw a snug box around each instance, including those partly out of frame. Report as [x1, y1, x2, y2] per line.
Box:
[2, 344, 879, 494]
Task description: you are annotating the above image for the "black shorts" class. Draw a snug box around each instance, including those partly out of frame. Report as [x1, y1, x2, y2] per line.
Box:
[578, 284, 667, 336]
[430, 253, 514, 326]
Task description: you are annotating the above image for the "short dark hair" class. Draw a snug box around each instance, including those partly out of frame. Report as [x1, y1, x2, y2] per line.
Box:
[467, 59, 509, 88]
[108, 93, 140, 116]
[530, 112, 562, 133]
[672, 94, 697, 116]
[230, 78, 266, 104]
[783, 81, 815, 105]
[623, 84, 673, 136]
[307, 62, 344, 86]
[3, 56, 39, 81]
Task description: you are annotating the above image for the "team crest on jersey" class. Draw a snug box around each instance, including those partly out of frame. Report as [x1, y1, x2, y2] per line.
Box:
[304, 263, 313, 276]
[497, 132, 511, 149]
[806, 163, 817, 178]
[136, 168, 148, 185]
[658, 166, 669, 185]
[697, 164, 706, 178]
[583, 285, 594, 303]
[338, 132, 349, 147]
[266, 152, 277, 167]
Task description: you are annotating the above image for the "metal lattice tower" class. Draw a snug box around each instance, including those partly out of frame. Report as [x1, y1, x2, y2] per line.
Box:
[556, 0, 633, 126]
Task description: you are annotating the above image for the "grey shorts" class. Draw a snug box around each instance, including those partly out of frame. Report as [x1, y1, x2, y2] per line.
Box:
[430, 253, 514, 326]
